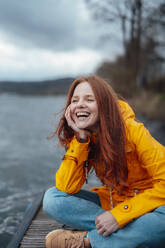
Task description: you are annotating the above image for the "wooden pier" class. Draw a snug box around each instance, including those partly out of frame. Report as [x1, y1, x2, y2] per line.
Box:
[19, 206, 62, 248]
[7, 190, 64, 248]
[7, 184, 93, 248]
[7, 185, 91, 248]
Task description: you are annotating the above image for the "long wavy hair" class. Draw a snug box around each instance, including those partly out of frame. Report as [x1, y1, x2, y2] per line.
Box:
[55, 75, 128, 187]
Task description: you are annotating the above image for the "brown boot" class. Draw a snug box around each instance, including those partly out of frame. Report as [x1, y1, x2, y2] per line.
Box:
[45, 229, 91, 248]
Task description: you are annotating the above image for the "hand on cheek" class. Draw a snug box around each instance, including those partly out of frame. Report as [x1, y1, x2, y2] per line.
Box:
[65, 105, 90, 143]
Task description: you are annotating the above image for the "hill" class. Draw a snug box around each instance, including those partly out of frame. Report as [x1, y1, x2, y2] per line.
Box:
[0, 78, 75, 95]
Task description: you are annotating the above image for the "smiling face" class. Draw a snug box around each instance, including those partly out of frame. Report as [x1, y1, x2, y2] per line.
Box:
[70, 82, 99, 130]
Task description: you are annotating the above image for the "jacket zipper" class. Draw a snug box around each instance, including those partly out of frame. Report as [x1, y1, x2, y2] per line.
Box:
[134, 188, 139, 196]
[85, 160, 88, 184]
[110, 188, 114, 209]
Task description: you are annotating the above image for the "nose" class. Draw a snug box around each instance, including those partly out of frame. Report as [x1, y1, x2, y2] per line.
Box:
[77, 100, 86, 108]
[76, 99, 86, 108]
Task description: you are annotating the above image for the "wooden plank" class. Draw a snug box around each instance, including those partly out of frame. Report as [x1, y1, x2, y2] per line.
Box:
[19, 206, 63, 248]
[8, 184, 92, 248]
[7, 190, 45, 248]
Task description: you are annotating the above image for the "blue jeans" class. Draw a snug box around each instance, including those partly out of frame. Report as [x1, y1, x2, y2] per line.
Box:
[43, 187, 165, 248]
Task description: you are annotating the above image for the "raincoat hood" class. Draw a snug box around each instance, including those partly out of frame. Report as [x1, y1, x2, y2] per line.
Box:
[119, 100, 135, 121]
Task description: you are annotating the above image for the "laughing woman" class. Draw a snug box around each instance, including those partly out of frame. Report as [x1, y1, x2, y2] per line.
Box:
[43, 75, 165, 248]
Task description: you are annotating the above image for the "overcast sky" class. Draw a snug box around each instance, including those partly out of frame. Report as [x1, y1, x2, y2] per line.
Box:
[0, 0, 122, 81]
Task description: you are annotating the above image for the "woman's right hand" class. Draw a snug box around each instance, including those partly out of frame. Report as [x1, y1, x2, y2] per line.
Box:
[65, 105, 90, 143]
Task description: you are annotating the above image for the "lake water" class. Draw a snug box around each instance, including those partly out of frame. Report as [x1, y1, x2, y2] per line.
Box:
[0, 94, 66, 247]
[0, 94, 165, 247]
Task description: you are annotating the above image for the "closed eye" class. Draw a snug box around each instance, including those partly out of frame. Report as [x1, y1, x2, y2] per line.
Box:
[71, 99, 78, 103]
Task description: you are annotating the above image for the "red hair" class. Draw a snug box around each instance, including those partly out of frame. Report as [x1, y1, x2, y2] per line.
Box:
[55, 75, 128, 187]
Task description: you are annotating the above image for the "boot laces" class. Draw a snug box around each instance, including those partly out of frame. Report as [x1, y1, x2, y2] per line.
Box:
[64, 232, 86, 248]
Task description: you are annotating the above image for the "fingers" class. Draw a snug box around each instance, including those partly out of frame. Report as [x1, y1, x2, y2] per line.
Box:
[65, 106, 80, 133]
[97, 226, 106, 235]
[95, 218, 106, 235]
[102, 230, 111, 237]
[65, 106, 72, 126]
[96, 223, 102, 230]
[95, 212, 119, 237]
[65, 106, 75, 129]
[96, 224, 111, 237]
[95, 216, 99, 225]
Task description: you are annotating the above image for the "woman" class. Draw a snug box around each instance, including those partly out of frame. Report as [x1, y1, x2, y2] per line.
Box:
[43, 75, 165, 248]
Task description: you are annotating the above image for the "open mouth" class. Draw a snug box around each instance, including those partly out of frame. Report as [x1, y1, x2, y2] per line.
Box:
[76, 112, 90, 118]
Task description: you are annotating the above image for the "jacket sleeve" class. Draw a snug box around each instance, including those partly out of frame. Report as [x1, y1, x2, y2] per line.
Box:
[111, 120, 165, 228]
[56, 136, 90, 194]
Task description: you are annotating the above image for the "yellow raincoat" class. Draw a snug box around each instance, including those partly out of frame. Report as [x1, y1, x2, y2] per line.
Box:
[56, 101, 165, 228]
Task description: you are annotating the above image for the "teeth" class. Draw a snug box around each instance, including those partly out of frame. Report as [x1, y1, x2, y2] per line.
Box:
[76, 112, 90, 117]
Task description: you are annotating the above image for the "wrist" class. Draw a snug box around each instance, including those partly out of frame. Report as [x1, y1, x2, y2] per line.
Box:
[75, 133, 88, 143]
[78, 137, 88, 143]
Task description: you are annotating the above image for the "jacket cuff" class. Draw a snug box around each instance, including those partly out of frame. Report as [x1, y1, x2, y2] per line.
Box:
[110, 200, 133, 228]
[66, 136, 90, 165]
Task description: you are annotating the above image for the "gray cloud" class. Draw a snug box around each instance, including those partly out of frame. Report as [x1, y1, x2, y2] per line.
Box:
[0, 0, 99, 52]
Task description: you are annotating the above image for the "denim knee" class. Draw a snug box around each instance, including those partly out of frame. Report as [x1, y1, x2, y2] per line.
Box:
[42, 187, 68, 220]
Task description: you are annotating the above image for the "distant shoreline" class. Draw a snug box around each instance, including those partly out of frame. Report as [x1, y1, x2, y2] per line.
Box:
[0, 77, 75, 95]
[0, 79, 165, 125]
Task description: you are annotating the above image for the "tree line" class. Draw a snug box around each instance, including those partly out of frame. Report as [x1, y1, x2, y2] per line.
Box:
[85, 0, 165, 97]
